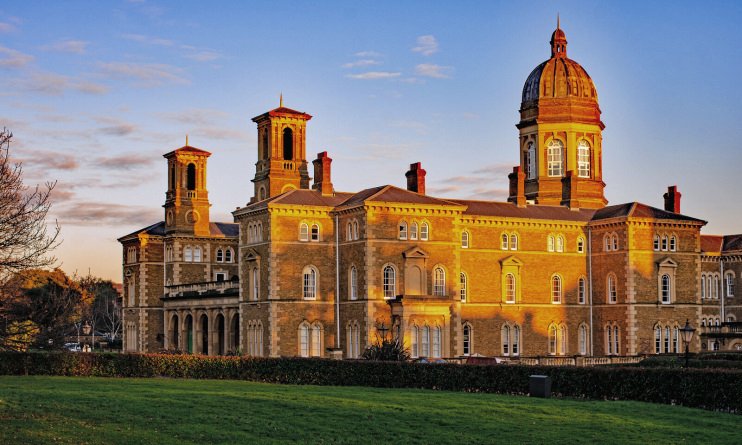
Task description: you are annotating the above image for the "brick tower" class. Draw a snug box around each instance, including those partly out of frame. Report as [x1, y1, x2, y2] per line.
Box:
[516, 19, 607, 209]
[251, 96, 312, 200]
[163, 139, 212, 236]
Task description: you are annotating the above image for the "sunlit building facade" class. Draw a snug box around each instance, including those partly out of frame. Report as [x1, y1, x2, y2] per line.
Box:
[120, 25, 742, 358]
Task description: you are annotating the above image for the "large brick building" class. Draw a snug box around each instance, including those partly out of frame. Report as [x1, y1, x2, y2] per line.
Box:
[119, 25, 742, 358]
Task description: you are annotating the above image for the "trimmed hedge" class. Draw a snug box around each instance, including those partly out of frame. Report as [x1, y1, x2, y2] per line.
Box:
[2, 352, 741, 412]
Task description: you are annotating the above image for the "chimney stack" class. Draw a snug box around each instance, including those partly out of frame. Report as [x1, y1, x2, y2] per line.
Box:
[312, 152, 333, 195]
[507, 166, 527, 207]
[405, 162, 426, 195]
[663, 186, 681, 214]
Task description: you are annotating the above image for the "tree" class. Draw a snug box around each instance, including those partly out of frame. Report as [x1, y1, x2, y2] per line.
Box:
[79, 277, 122, 344]
[0, 128, 59, 280]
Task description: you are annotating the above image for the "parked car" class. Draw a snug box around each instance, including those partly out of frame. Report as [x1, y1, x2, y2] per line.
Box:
[412, 357, 447, 364]
[64, 343, 81, 352]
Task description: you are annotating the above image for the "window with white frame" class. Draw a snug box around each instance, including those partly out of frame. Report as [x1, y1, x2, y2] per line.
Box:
[547, 139, 564, 177]
[347, 222, 352, 241]
[577, 237, 585, 253]
[410, 222, 418, 240]
[551, 275, 562, 303]
[556, 236, 564, 252]
[661, 274, 671, 303]
[502, 325, 510, 356]
[399, 222, 408, 240]
[225, 249, 233, 263]
[128, 280, 135, 307]
[510, 234, 518, 250]
[560, 325, 567, 355]
[421, 326, 430, 357]
[727, 272, 735, 297]
[193, 247, 201, 262]
[300, 223, 309, 241]
[608, 274, 617, 303]
[604, 234, 611, 251]
[303, 267, 317, 300]
[252, 268, 259, 300]
[612, 234, 618, 251]
[662, 235, 668, 251]
[461, 231, 469, 248]
[350, 267, 357, 301]
[215, 272, 226, 281]
[502, 233, 509, 250]
[548, 236, 555, 252]
[707, 275, 712, 299]
[127, 247, 137, 263]
[433, 267, 445, 296]
[166, 246, 173, 262]
[299, 324, 309, 357]
[432, 326, 441, 357]
[526, 142, 536, 180]
[580, 325, 588, 355]
[184, 247, 192, 262]
[714, 275, 719, 298]
[512, 325, 520, 355]
[549, 325, 558, 355]
[606, 326, 613, 355]
[383, 266, 396, 299]
[670, 236, 676, 252]
[353, 221, 358, 240]
[614, 326, 619, 355]
[420, 223, 429, 241]
[577, 140, 590, 178]
[664, 326, 670, 353]
[655, 325, 662, 354]
[411, 326, 419, 358]
[460, 272, 467, 302]
[463, 325, 471, 356]
[653, 235, 660, 251]
[217, 249, 224, 263]
[505, 273, 516, 303]
[311, 224, 319, 242]
[578, 278, 586, 304]
[311, 325, 321, 357]
[702, 275, 706, 299]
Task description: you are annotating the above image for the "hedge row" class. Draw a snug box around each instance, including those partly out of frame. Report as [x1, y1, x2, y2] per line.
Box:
[2, 352, 741, 413]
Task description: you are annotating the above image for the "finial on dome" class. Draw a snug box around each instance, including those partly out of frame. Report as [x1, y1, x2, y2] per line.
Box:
[557, 14, 560, 30]
[186, 134, 189, 146]
[280, 93, 283, 107]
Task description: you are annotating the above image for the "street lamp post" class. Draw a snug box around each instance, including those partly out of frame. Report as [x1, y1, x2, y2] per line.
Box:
[377, 322, 389, 342]
[82, 322, 92, 352]
[679, 319, 696, 368]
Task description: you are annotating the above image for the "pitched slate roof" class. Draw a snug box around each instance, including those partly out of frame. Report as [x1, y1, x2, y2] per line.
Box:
[591, 202, 706, 223]
[701, 235, 724, 254]
[238, 189, 354, 212]
[211, 222, 238, 237]
[117, 221, 165, 242]
[722, 234, 742, 252]
[252, 106, 312, 121]
[340, 185, 463, 208]
[452, 199, 596, 222]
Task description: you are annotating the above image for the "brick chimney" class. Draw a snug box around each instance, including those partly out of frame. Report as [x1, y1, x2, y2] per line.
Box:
[507, 166, 526, 207]
[312, 152, 333, 195]
[405, 162, 426, 195]
[663, 185, 681, 214]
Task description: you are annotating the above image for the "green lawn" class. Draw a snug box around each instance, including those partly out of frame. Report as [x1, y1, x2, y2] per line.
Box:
[0, 376, 740, 444]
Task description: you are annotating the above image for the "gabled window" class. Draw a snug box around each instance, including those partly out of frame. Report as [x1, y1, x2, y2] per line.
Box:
[410, 223, 418, 240]
[578, 278, 586, 304]
[510, 234, 518, 251]
[420, 223, 429, 241]
[661, 274, 671, 303]
[300, 223, 309, 242]
[551, 275, 562, 303]
[433, 267, 446, 296]
[460, 272, 467, 302]
[501, 233, 509, 250]
[303, 267, 317, 300]
[505, 273, 516, 303]
[461, 231, 469, 249]
[547, 139, 564, 177]
[399, 222, 408, 240]
[383, 266, 396, 299]
[311, 224, 320, 242]
[670, 236, 677, 252]
[217, 249, 224, 263]
[577, 140, 590, 178]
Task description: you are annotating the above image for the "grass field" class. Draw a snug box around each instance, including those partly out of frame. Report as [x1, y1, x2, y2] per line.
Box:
[0, 376, 740, 444]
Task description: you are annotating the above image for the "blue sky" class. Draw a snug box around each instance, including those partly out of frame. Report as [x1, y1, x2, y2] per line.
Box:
[2, 1, 742, 281]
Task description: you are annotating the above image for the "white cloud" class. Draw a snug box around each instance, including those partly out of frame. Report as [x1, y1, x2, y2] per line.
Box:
[96, 62, 189, 87]
[0, 23, 15, 33]
[120, 34, 174, 46]
[386, 120, 427, 134]
[412, 35, 439, 56]
[185, 51, 223, 62]
[414, 64, 453, 79]
[345, 72, 401, 80]
[354, 51, 383, 57]
[15, 72, 111, 95]
[41, 40, 90, 54]
[341, 59, 381, 69]
[0, 46, 35, 69]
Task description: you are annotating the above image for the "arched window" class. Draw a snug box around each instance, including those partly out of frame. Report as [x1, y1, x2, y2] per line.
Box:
[670, 236, 677, 251]
[661, 235, 668, 251]
[303, 267, 317, 300]
[217, 249, 224, 263]
[548, 236, 555, 252]
[463, 325, 471, 356]
[701, 275, 706, 299]
[661, 274, 671, 303]
[578, 278, 586, 304]
[556, 236, 564, 252]
[501, 233, 509, 250]
[653, 235, 660, 251]
[193, 247, 201, 262]
[420, 223, 429, 240]
[707, 275, 712, 300]
[673, 326, 679, 353]
[399, 221, 408, 240]
[433, 267, 445, 296]
[460, 272, 467, 302]
[513, 325, 520, 355]
[299, 324, 309, 357]
[612, 234, 618, 251]
[259, 186, 266, 201]
[383, 266, 396, 299]
[252, 268, 259, 300]
[300, 223, 309, 241]
[421, 326, 430, 357]
[505, 273, 516, 303]
[461, 231, 469, 248]
[432, 326, 441, 357]
[282, 128, 293, 160]
[577, 140, 590, 177]
[577, 237, 585, 253]
[350, 267, 357, 300]
[510, 234, 518, 250]
[547, 140, 564, 177]
[262, 130, 269, 160]
[502, 325, 510, 356]
[551, 275, 562, 303]
[714, 275, 719, 299]
[606, 326, 613, 355]
[187, 163, 196, 190]
[655, 325, 662, 353]
[727, 272, 735, 297]
[608, 274, 617, 303]
[560, 326, 567, 355]
[549, 325, 558, 355]
[347, 223, 352, 241]
[311, 325, 321, 357]
[411, 326, 419, 358]
[311, 224, 319, 242]
[225, 249, 232, 263]
[184, 247, 192, 262]
[353, 221, 359, 240]
[614, 326, 620, 355]
[580, 325, 588, 355]
[664, 326, 670, 353]
[604, 234, 611, 251]
[526, 142, 536, 179]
